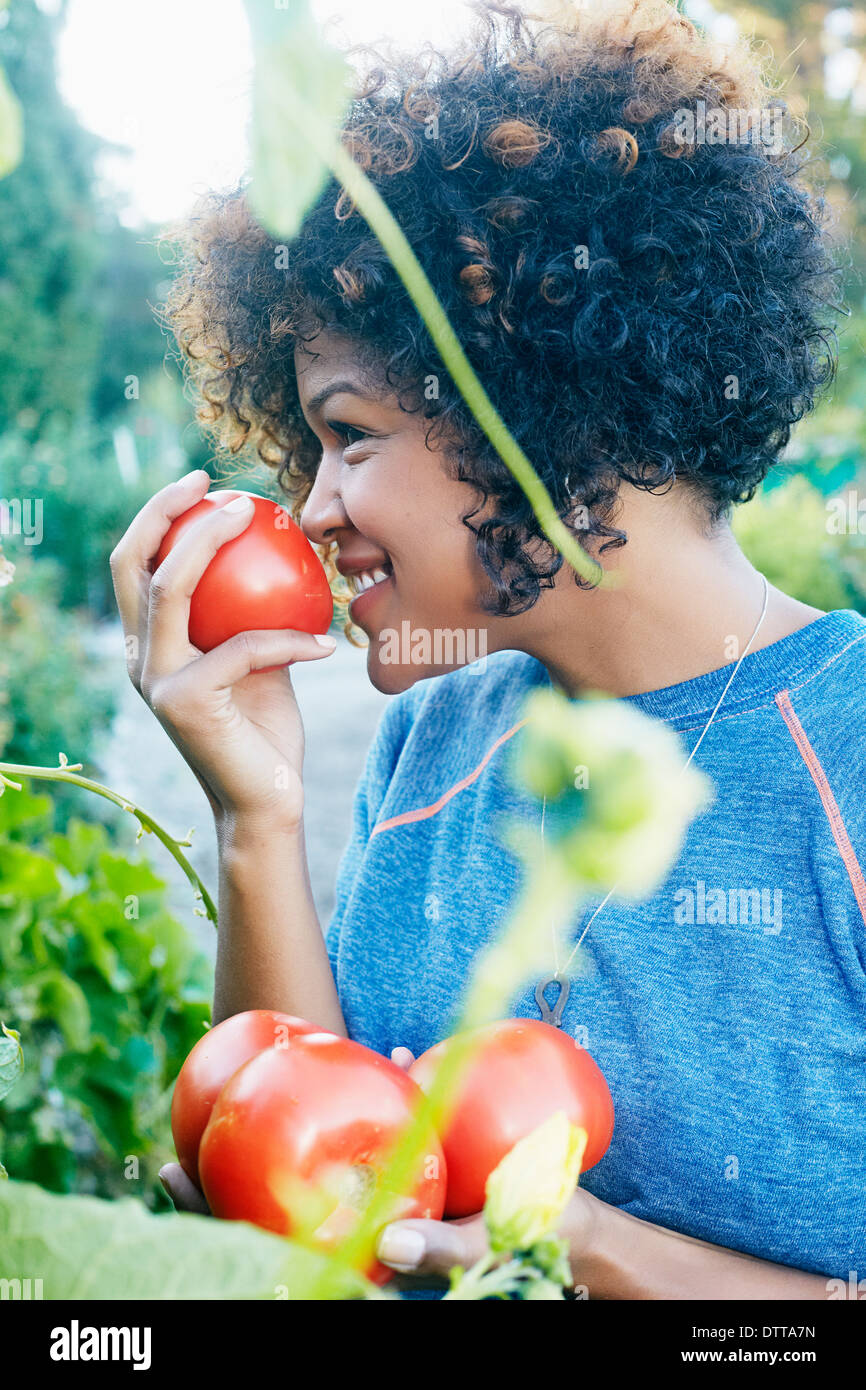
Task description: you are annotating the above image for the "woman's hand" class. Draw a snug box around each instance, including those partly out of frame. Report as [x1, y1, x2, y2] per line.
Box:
[375, 1187, 836, 1299]
[109, 469, 336, 833]
[375, 1189, 601, 1287]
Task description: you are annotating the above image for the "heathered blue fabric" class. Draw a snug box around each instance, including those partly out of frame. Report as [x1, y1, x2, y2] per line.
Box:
[326, 609, 866, 1284]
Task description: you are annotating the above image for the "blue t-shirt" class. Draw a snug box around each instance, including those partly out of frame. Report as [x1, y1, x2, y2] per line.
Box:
[326, 609, 866, 1282]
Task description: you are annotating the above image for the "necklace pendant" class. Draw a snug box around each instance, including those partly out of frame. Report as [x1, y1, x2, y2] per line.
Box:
[535, 973, 570, 1028]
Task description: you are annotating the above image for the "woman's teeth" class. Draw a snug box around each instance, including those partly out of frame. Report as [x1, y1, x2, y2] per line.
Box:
[353, 567, 390, 593]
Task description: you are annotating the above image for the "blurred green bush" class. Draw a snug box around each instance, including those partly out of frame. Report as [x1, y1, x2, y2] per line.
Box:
[0, 782, 212, 1207]
[0, 551, 116, 829]
[734, 472, 866, 613]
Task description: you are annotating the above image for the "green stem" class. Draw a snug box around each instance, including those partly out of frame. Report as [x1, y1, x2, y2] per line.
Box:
[442, 1250, 498, 1300]
[279, 87, 604, 591]
[0, 759, 217, 928]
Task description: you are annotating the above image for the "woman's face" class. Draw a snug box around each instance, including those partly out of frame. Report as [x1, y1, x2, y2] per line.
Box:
[296, 331, 502, 694]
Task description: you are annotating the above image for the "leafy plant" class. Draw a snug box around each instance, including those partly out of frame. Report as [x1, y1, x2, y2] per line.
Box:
[0, 783, 212, 1203]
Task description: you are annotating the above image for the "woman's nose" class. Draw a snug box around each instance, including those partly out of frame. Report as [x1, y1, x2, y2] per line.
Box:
[299, 451, 346, 545]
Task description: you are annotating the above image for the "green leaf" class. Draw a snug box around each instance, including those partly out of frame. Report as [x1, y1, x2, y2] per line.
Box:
[0, 842, 60, 902]
[243, 0, 351, 239]
[97, 849, 165, 901]
[35, 972, 91, 1050]
[65, 904, 122, 988]
[0, 785, 53, 837]
[0, 1180, 376, 1299]
[0, 63, 22, 181]
[47, 819, 108, 876]
[0, 1023, 23, 1102]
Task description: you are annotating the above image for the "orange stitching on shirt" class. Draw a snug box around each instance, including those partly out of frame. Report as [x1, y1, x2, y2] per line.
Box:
[775, 688, 866, 929]
[370, 717, 530, 837]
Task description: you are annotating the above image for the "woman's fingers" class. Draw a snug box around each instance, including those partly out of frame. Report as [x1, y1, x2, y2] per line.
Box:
[376, 1215, 489, 1277]
[109, 464, 211, 642]
[390, 1047, 416, 1071]
[158, 1162, 211, 1215]
[148, 630, 337, 718]
[142, 493, 258, 684]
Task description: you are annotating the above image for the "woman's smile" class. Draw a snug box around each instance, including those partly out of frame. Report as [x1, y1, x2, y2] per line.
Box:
[347, 565, 395, 620]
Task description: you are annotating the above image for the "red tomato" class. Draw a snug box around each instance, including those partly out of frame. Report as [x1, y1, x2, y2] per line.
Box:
[409, 1018, 614, 1219]
[154, 490, 333, 664]
[171, 1010, 324, 1186]
[198, 1032, 447, 1284]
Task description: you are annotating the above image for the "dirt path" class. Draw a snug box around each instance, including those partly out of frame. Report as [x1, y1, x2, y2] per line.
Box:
[86, 620, 389, 958]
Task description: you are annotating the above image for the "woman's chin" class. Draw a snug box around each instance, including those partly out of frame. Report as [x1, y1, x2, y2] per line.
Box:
[365, 649, 426, 695]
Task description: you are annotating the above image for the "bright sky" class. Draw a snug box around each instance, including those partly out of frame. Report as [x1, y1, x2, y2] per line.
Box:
[55, 0, 859, 228]
[56, 0, 481, 226]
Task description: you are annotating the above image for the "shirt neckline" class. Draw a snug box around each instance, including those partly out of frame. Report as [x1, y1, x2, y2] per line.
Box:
[533, 608, 866, 728]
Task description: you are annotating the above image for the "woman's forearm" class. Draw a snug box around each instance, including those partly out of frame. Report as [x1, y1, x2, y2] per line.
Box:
[212, 813, 347, 1035]
[582, 1199, 832, 1299]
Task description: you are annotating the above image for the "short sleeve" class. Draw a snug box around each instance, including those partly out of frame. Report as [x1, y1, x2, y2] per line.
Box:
[324, 687, 419, 973]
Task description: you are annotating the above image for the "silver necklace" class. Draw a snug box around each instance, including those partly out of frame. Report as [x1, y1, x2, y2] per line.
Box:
[535, 575, 771, 1026]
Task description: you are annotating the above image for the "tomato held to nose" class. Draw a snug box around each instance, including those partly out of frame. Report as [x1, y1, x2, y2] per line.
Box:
[171, 1010, 326, 1187]
[409, 1018, 615, 1218]
[154, 490, 333, 655]
[198, 1032, 447, 1284]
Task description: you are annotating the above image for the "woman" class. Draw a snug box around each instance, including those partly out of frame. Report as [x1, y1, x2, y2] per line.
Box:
[110, 0, 865, 1296]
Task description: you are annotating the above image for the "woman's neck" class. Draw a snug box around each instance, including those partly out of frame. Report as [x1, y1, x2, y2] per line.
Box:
[499, 489, 824, 700]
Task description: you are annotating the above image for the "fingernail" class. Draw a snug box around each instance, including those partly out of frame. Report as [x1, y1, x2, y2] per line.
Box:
[224, 495, 253, 513]
[178, 468, 207, 486]
[376, 1225, 425, 1270]
[314, 633, 337, 648]
[157, 1169, 170, 1195]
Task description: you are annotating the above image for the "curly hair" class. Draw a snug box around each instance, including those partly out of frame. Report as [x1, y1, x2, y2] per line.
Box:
[160, 0, 841, 619]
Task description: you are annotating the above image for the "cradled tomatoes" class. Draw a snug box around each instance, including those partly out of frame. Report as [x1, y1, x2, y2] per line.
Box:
[409, 1018, 614, 1219]
[198, 1031, 447, 1284]
[171, 1010, 325, 1187]
[154, 490, 333, 655]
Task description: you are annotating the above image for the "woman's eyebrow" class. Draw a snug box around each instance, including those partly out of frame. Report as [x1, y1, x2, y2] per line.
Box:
[304, 380, 378, 416]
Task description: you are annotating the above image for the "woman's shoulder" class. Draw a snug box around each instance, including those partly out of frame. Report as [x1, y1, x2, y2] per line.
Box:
[775, 608, 866, 734]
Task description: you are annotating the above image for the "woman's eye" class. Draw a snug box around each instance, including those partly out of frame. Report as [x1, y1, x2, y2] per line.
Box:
[327, 421, 368, 448]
